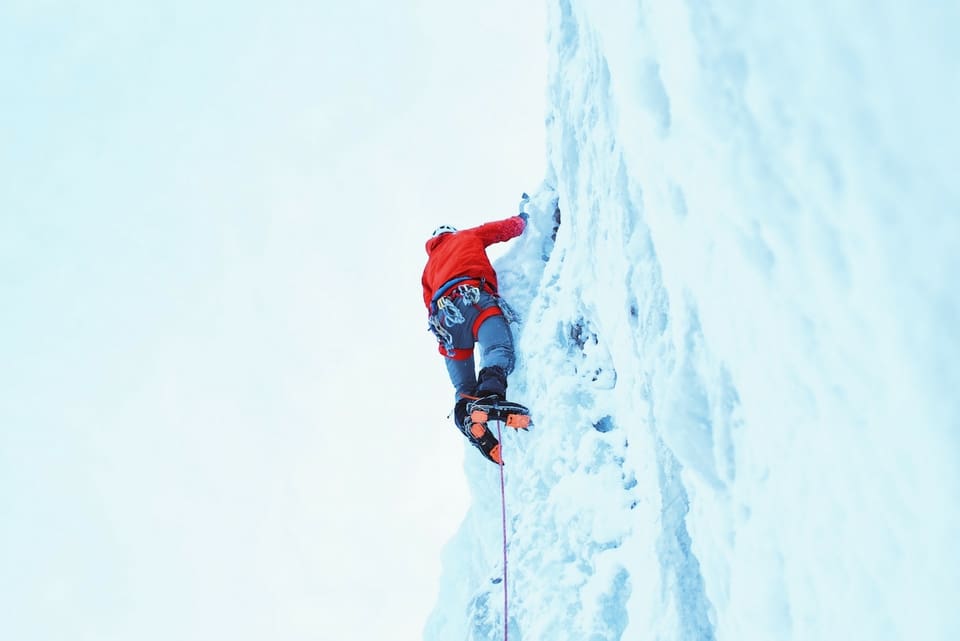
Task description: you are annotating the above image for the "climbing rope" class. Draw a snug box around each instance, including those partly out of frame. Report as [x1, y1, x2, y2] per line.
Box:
[495, 419, 509, 641]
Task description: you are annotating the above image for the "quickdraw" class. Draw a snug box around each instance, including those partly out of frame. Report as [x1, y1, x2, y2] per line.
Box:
[429, 295, 468, 356]
[428, 313, 456, 355]
[456, 283, 481, 304]
[436, 296, 465, 326]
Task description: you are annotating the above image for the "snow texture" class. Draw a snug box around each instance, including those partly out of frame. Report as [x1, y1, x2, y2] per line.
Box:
[425, 2, 959, 640]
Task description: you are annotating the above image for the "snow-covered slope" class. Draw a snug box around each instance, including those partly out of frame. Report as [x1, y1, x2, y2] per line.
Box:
[425, 2, 959, 640]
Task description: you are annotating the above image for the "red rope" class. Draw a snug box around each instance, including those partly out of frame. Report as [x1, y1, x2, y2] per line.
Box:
[496, 420, 509, 641]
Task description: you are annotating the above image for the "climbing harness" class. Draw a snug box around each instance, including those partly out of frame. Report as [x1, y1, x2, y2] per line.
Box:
[427, 281, 489, 356]
[426, 276, 521, 366]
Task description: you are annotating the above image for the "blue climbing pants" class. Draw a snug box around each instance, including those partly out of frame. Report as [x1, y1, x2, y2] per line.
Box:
[430, 288, 516, 399]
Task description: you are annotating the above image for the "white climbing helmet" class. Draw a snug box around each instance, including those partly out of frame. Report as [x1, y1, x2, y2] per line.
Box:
[431, 224, 457, 237]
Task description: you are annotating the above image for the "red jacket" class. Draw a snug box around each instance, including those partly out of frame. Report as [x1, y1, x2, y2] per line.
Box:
[422, 215, 526, 310]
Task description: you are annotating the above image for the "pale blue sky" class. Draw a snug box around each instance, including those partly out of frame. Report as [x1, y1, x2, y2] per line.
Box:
[1, 1, 547, 638]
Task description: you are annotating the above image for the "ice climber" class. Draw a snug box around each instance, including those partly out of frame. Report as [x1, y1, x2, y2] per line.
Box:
[422, 208, 532, 464]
